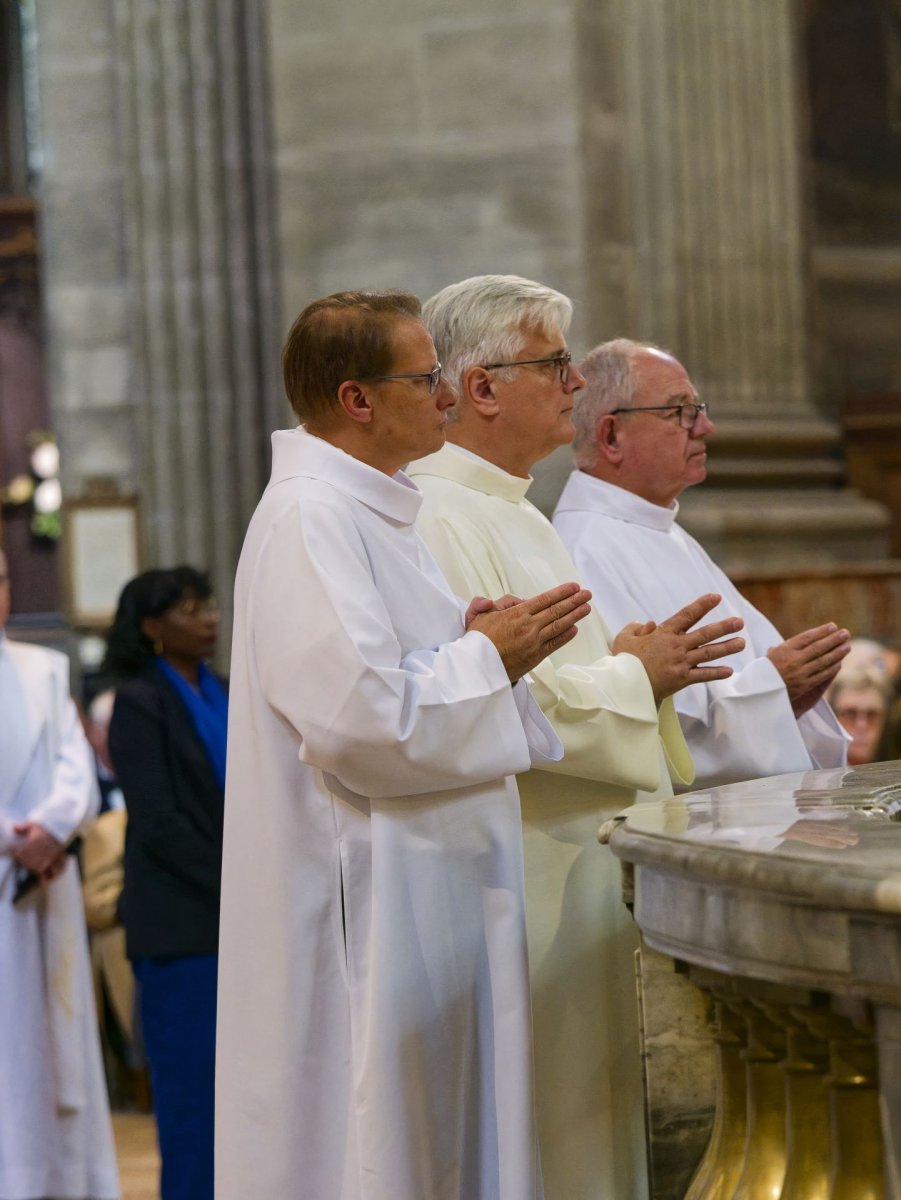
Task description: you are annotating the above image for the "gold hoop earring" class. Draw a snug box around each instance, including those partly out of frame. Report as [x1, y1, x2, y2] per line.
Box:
[154, 638, 164, 656]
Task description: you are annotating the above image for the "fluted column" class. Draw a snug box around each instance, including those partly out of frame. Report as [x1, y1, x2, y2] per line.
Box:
[614, 0, 889, 567]
[108, 0, 283, 626]
[622, 0, 808, 416]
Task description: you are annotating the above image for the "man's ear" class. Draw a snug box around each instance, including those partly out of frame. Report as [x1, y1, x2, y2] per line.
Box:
[596, 414, 624, 464]
[336, 379, 374, 425]
[463, 366, 501, 417]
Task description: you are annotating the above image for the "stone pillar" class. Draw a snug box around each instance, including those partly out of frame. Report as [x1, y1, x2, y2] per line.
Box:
[267, 0, 586, 332]
[606, 0, 890, 569]
[35, 0, 284, 642]
[106, 0, 283, 615]
[621, 0, 809, 415]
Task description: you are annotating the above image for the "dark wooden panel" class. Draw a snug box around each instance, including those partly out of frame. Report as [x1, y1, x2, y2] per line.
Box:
[0, 196, 59, 616]
[730, 561, 901, 645]
[843, 395, 901, 557]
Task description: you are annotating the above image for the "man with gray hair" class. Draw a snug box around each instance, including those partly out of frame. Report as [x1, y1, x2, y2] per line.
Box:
[553, 338, 850, 789]
[408, 277, 745, 1200]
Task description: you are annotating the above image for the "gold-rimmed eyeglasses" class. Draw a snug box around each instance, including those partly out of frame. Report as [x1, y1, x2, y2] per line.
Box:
[482, 351, 572, 386]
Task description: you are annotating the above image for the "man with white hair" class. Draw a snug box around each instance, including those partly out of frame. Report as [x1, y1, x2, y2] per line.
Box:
[408, 276, 745, 1200]
[553, 338, 850, 789]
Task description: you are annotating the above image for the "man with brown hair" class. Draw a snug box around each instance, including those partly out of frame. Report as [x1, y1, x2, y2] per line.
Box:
[216, 290, 593, 1200]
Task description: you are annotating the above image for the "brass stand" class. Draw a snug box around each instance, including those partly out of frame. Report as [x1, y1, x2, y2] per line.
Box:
[677, 978, 889, 1200]
[828, 1037, 885, 1200]
[731, 1001, 787, 1200]
[685, 996, 748, 1200]
[778, 1017, 831, 1200]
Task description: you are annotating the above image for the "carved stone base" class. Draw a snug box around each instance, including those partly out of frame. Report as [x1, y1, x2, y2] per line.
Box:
[637, 947, 716, 1200]
[679, 488, 890, 573]
[676, 417, 892, 572]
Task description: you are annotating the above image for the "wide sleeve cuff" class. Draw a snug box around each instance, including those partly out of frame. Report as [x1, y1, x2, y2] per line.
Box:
[511, 676, 564, 766]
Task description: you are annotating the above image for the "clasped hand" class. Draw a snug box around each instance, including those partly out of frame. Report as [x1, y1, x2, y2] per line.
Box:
[613, 593, 745, 704]
[465, 583, 592, 683]
[12, 821, 68, 883]
[766, 623, 850, 717]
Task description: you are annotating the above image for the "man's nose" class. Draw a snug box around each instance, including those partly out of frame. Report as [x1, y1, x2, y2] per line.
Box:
[436, 376, 457, 410]
[566, 363, 587, 392]
[692, 408, 715, 437]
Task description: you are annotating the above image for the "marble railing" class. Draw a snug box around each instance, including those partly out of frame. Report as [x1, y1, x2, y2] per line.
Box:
[606, 760, 901, 1200]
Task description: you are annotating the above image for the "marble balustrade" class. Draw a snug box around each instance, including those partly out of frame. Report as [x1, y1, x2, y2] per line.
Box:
[606, 760, 901, 1200]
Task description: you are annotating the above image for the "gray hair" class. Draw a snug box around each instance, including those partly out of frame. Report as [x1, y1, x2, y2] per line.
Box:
[827, 666, 892, 710]
[571, 338, 662, 469]
[422, 275, 573, 406]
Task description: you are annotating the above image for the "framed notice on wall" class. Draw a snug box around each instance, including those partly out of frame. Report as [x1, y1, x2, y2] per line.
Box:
[64, 494, 142, 628]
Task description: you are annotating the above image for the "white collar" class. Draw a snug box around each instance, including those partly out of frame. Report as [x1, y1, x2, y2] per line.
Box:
[269, 427, 423, 526]
[556, 471, 679, 532]
[408, 443, 533, 504]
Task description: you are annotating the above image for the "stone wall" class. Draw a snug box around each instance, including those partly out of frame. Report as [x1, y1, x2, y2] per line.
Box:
[28, 0, 895, 636]
[33, 0, 283, 648]
[268, 0, 588, 332]
[35, 0, 133, 500]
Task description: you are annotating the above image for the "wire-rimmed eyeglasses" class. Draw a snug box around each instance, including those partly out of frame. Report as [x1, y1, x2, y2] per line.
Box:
[361, 364, 443, 394]
[610, 401, 709, 430]
[482, 352, 572, 386]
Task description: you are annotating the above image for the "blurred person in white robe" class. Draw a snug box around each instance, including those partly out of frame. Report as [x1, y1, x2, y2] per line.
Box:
[554, 338, 850, 790]
[0, 548, 119, 1200]
[216, 289, 596, 1200]
[408, 275, 745, 1200]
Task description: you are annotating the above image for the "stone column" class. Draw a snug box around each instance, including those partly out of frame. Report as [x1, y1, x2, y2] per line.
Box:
[106, 0, 283, 615]
[35, 0, 284, 644]
[621, 0, 809, 415]
[607, 0, 889, 568]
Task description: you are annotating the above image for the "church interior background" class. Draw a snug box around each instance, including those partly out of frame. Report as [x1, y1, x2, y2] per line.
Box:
[2, 2, 901, 1196]
[0, 0, 899, 668]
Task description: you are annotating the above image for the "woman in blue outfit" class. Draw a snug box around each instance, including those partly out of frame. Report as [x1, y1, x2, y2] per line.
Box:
[104, 567, 227, 1200]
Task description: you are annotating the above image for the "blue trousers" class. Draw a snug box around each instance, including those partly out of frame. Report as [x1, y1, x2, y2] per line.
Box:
[134, 955, 217, 1200]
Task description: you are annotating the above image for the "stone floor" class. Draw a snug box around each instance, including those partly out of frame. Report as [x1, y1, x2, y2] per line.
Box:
[113, 1112, 160, 1200]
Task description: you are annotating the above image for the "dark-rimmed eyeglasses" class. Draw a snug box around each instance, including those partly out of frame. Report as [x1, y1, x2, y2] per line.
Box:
[482, 351, 572, 386]
[610, 401, 709, 430]
[361, 364, 443, 394]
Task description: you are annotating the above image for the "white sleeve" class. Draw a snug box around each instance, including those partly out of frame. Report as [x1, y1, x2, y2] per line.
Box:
[796, 698, 851, 769]
[509, 675, 564, 767]
[250, 502, 549, 799]
[417, 510, 691, 793]
[567, 522, 849, 787]
[29, 690, 100, 844]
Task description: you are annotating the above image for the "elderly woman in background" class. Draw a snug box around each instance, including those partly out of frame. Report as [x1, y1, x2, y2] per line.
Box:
[103, 566, 227, 1200]
[827, 665, 892, 768]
